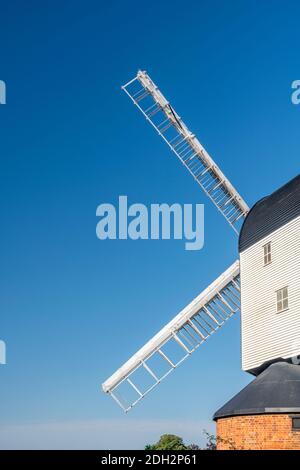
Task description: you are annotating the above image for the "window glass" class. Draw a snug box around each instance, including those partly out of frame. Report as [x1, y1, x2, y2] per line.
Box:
[292, 417, 300, 430]
[263, 242, 271, 265]
[276, 287, 289, 313]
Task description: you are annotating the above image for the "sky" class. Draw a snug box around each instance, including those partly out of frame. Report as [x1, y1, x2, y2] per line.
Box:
[0, 0, 299, 449]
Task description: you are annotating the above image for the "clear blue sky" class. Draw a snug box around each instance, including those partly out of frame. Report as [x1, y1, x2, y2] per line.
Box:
[0, 0, 299, 449]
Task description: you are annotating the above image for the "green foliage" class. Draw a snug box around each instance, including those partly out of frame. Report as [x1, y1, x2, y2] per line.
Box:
[202, 431, 217, 450]
[145, 431, 221, 451]
[145, 434, 189, 450]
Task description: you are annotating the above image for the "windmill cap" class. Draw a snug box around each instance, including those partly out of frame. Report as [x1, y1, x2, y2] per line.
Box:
[239, 174, 300, 252]
[213, 362, 300, 421]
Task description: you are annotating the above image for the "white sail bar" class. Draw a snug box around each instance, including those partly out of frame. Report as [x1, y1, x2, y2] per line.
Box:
[122, 71, 249, 233]
[102, 260, 240, 412]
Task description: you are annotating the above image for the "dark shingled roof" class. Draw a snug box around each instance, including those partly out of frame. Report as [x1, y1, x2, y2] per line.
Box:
[239, 174, 300, 253]
[213, 362, 300, 420]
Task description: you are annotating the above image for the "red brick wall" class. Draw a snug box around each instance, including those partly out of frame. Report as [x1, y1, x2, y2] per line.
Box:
[216, 414, 300, 450]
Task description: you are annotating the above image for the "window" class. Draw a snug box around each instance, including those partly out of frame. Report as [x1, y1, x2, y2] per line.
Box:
[276, 287, 289, 313]
[263, 242, 272, 265]
[292, 417, 300, 431]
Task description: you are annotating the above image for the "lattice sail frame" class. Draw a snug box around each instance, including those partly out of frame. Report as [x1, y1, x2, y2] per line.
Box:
[122, 71, 249, 233]
[102, 261, 241, 412]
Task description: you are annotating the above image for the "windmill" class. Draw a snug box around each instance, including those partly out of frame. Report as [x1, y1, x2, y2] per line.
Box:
[102, 71, 300, 413]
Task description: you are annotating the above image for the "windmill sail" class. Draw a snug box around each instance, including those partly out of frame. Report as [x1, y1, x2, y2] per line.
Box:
[102, 260, 240, 412]
[122, 71, 249, 233]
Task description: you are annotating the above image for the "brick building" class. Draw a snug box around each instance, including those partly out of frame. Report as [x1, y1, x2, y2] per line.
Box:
[214, 362, 300, 450]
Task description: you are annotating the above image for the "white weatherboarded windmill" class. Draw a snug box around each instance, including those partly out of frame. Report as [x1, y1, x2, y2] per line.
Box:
[102, 71, 300, 412]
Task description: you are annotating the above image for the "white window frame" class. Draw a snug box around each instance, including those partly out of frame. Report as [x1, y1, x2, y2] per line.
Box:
[263, 242, 272, 266]
[276, 286, 289, 313]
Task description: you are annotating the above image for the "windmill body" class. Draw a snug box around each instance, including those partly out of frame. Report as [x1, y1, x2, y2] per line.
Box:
[102, 71, 300, 414]
[239, 175, 300, 375]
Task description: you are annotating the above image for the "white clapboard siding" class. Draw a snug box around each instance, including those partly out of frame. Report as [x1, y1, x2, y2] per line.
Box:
[240, 214, 300, 372]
